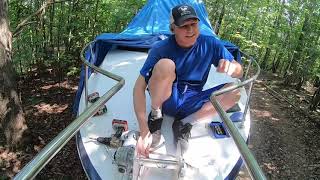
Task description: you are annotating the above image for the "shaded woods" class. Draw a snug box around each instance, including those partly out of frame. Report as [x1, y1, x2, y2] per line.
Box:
[0, 0, 319, 178]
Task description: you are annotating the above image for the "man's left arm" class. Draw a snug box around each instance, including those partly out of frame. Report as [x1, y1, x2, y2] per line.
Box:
[216, 59, 243, 78]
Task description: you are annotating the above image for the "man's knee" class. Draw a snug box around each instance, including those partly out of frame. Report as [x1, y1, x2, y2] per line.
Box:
[152, 58, 175, 80]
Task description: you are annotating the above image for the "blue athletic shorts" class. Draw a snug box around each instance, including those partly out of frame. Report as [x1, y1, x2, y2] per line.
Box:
[144, 70, 226, 120]
[161, 82, 226, 120]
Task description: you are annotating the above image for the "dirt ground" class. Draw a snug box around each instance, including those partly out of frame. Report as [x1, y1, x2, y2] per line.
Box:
[0, 71, 319, 179]
[248, 73, 320, 180]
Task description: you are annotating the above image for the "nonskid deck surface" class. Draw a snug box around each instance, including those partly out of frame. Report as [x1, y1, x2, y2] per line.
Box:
[77, 49, 250, 180]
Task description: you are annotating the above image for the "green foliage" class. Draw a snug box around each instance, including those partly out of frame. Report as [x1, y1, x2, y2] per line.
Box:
[312, 59, 320, 78]
[206, 0, 320, 83]
[7, 0, 320, 84]
[67, 67, 80, 77]
[8, 0, 146, 76]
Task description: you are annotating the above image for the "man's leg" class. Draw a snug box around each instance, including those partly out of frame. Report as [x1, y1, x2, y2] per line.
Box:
[148, 58, 176, 110]
[146, 58, 176, 144]
[181, 83, 241, 124]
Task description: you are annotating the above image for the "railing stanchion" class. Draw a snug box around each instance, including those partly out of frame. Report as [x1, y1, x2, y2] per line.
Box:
[244, 57, 252, 80]
[85, 65, 89, 108]
[241, 81, 254, 127]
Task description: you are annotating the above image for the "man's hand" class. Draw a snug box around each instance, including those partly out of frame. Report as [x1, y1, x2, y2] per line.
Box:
[217, 59, 243, 78]
[217, 59, 233, 75]
[137, 131, 153, 157]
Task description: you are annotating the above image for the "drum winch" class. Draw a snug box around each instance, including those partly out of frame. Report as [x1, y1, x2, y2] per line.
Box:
[94, 119, 139, 175]
[113, 130, 139, 174]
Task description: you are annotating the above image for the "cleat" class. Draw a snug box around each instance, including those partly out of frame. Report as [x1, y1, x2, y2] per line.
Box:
[88, 92, 100, 103]
[94, 105, 107, 116]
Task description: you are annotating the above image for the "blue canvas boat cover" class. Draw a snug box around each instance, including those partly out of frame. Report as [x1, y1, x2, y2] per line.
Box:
[73, 0, 242, 114]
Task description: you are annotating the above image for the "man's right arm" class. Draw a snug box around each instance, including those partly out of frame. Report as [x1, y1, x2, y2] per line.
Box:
[133, 75, 149, 137]
[134, 75, 154, 157]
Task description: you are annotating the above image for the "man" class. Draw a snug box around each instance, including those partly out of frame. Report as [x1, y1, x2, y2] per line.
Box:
[133, 4, 243, 157]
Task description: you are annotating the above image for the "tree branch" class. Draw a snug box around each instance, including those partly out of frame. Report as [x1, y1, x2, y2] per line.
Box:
[12, 21, 37, 38]
[13, 0, 69, 37]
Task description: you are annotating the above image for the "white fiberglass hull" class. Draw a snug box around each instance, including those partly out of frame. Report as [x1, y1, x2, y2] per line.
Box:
[77, 49, 250, 180]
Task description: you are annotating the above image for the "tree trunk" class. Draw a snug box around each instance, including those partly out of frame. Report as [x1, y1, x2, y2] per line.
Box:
[66, 0, 79, 54]
[41, 11, 46, 66]
[92, 0, 100, 39]
[248, 16, 257, 41]
[289, 13, 309, 77]
[65, 0, 73, 52]
[310, 87, 320, 111]
[207, 0, 219, 25]
[295, 75, 304, 91]
[214, 3, 225, 35]
[283, 51, 294, 78]
[271, 50, 279, 73]
[49, 3, 55, 59]
[0, 0, 28, 148]
[260, 47, 271, 70]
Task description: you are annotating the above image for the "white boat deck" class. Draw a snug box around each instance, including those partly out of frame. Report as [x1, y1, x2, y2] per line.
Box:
[77, 49, 250, 180]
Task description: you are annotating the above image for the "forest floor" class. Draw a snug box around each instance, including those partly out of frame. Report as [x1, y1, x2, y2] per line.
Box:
[0, 70, 320, 179]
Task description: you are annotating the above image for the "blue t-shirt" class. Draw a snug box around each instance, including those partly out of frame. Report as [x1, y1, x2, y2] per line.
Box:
[140, 34, 234, 88]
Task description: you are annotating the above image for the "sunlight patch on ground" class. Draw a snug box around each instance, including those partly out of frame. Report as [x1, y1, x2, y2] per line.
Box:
[33, 103, 68, 115]
[252, 109, 272, 118]
[0, 147, 21, 176]
[263, 162, 279, 174]
[40, 80, 78, 91]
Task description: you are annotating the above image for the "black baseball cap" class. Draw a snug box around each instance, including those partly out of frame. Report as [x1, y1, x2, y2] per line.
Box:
[171, 4, 199, 26]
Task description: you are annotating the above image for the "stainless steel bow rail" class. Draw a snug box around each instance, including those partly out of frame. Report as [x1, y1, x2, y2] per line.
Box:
[14, 41, 125, 180]
[210, 53, 267, 180]
[15, 41, 265, 180]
